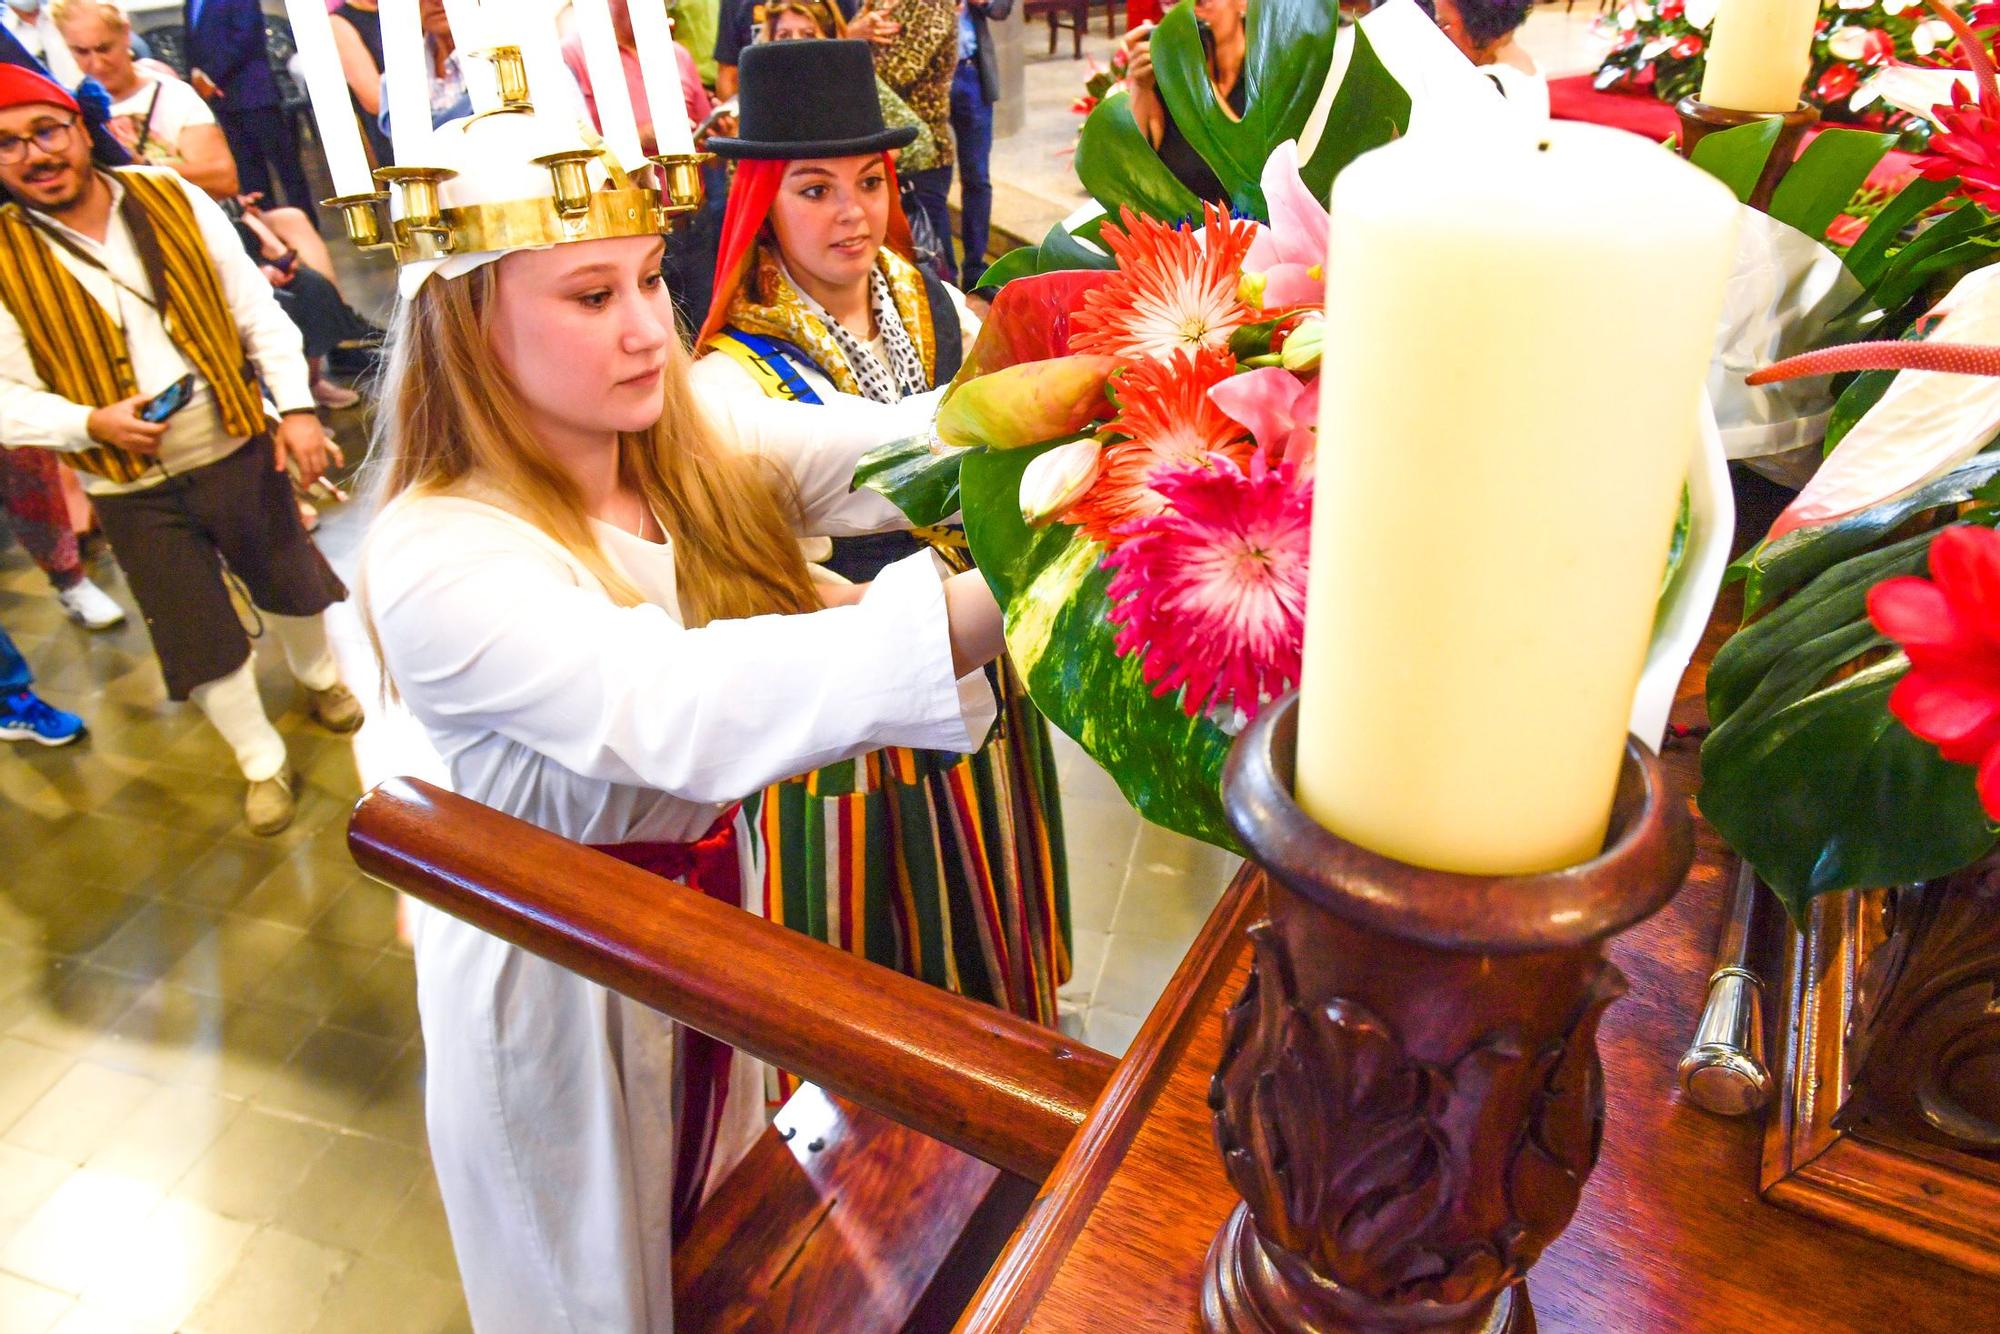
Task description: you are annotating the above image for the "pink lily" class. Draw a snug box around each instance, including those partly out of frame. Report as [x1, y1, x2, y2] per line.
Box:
[1208, 367, 1319, 471]
[1242, 141, 1330, 314]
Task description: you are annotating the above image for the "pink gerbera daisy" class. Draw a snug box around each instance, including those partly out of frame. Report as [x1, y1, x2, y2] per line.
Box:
[1064, 347, 1251, 547]
[1068, 205, 1257, 362]
[1102, 451, 1313, 722]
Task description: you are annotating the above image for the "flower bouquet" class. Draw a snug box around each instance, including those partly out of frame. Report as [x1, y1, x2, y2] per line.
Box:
[853, 0, 1731, 850]
[1594, 0, 1982, 143]
[1698, 10, 2000, 920]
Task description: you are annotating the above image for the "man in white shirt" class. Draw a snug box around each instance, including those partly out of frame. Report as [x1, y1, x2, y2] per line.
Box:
[1, 0, 79, 86]
[0, 63, 362, 835]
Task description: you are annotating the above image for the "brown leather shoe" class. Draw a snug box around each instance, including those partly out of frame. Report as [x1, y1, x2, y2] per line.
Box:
[245, 771, 297, 836]
[307, 683, 365, 734]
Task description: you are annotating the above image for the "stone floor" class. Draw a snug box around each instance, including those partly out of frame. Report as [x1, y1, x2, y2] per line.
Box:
[0, 8, 1614, 1325]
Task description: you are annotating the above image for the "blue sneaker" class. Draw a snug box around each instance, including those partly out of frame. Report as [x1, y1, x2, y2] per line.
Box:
[0, 690, 85, 746]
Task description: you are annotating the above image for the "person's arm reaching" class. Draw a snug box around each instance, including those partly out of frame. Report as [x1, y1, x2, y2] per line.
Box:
[171, 123, 240, 197]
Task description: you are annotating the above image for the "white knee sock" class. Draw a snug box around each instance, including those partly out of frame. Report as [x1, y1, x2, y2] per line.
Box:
[191, 660, 287, 783]
[267, 613, 340, 692]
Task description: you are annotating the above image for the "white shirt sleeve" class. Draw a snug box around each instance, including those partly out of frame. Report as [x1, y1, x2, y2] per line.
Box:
[176, 177, 315, 415]
[687, 362, 942, 537]
[367, 503, 995, 804]
[0, 300, 99, 451]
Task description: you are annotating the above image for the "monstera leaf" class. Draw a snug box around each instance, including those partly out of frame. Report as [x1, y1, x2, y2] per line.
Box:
[959, 440, 1239, 850]
[1149, 0, 1341, 216]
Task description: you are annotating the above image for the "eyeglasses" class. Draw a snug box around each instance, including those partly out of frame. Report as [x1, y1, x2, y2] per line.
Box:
[0, 118, 77, 165]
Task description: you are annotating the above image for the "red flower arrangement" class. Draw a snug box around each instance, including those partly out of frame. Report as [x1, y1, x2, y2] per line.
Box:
[1103, 451, 1313, 721]
[1068, 205, 1257, 363]
[1869, 523, 2000, 821]
[1914, 0, 2000, 211]
[1063, 346, 1252, 547]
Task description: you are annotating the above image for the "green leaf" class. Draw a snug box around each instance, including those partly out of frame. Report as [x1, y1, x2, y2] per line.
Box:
[851, 435, 964, 528]
[1822, 367, 1900, 456]
[936, 355, 1121, 450]
[1699, 658, 1996, 922]
[959, 442, 1239, 850]
[1689, 118, 1785, 203]
[1842, 174, 1954, 288]
[1738, 449, 2000, 612]
[974, 223, 1120, 292]
[1074, 90, 1205, 225]
[1150, 0, 1343, 217]
[1767, 128, 1896, 245]
[1298, 26, 1410, 199]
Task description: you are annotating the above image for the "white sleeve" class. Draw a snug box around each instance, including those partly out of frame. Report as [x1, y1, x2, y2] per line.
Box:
[178, 177, 314, 415]
[0, 300, 98, 451]
[169, 78, 217, 129]
[689, 366, 942, 537]
[367, 508, 995, 803]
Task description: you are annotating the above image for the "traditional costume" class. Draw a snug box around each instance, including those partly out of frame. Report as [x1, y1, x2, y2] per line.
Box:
[303, 26, 999, 1333]
[0, 62, 358, 833]
[689, 41, 1071, 1028]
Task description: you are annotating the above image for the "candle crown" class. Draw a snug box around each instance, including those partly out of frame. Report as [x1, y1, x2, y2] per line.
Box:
[307, 0, 706, 296]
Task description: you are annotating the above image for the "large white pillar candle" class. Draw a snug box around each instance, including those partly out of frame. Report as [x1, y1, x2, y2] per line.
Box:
[379, 0, 431, 164]
[1699, 0, 1820, 114]
[282, 0, 373, 195]
[1296, 121, 1738, 876]
[630, 0, 695, 157]
[573, 0, 647, 171]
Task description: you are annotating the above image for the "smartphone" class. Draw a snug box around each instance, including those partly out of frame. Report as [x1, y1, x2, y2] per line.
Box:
[140, 373, 195, 424]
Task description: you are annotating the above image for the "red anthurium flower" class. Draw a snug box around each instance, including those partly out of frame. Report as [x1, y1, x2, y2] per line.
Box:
[1862, 28, 1896, 64]
[1825, 212, 1868, 246]
[1869, 524, 2000, 820]
[1817, 64, 1861, 102]
[1103, 450, 1313, 722]
[1671, 34, 1704, 58]
[1660, 0, 1684, 19]
[1064, 346, 1251, 547]
[1068, 205, 1257, 363]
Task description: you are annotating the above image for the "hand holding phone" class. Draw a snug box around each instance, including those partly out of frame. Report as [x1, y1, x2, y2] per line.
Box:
[86, 392, 170, 453]
[140, 374, 195, 424]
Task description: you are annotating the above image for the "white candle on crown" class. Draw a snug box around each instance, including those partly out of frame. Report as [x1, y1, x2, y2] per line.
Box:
[1699, 0, 1820, 114]
[281, 0, 372, 195]
[512, 0, 586, 133]
[440, 0, 501, 113]
[1295, 121, 1738, 876]
[573, 0, 646, 171]
[630, 0, 694, 157]
[379, 0, 431, 163]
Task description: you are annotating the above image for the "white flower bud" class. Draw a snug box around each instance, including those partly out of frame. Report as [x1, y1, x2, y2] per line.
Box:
[1280, 317, 1325, 375]
[1019, 437, 1103, 526]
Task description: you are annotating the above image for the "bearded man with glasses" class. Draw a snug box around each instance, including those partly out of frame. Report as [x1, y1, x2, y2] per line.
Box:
[0, 62, 361, 836]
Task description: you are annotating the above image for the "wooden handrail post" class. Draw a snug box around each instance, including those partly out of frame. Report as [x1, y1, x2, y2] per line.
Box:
[348, 778, 1116, 1182]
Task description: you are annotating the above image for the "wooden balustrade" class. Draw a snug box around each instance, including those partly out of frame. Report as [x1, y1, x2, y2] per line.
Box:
[347, 778, 1115, 1184]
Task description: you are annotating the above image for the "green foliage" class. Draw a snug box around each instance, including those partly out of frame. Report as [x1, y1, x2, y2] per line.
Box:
[959, 442, 1239, 850]
[1767, 128, 1896, 241]
[1689, 118, 1785, 203]
[1075, 91, 1205, 225]
[851, 436, 963, 529]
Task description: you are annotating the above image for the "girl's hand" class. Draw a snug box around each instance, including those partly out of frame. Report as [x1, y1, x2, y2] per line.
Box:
[1122, 23, 1156, 95]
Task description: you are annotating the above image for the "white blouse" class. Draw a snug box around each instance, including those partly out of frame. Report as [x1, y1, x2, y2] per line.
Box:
[361, 384, 993, 847]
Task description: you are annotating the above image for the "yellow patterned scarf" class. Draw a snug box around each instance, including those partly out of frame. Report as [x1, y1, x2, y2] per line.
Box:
[721, 243, 938, 399]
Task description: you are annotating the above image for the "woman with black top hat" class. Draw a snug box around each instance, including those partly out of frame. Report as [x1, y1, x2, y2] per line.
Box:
[690, 39, 1072, 1034]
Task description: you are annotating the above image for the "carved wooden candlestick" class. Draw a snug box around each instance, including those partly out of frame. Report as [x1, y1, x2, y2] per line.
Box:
[1203, 694, 1694, 1333]
[1674, 98, 1820, 213]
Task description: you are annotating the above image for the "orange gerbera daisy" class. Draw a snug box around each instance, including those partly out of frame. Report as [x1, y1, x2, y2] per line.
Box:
[1068, 205, 1258, 363]
[1063, 346, 1253, 547]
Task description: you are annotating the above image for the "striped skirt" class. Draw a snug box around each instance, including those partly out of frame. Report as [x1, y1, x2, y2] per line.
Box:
[750, 661, 1070, 1026]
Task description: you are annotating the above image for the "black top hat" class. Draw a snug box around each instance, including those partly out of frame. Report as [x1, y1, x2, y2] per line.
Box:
[706, 40, 918, 160]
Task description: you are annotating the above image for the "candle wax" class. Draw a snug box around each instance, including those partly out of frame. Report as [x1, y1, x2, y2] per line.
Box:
[1700, 0, 1819, 115]
[1296, 121, 1738, 877]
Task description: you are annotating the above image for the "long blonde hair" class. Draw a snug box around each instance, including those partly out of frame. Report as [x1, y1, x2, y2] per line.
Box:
[361, 262, 821, 679]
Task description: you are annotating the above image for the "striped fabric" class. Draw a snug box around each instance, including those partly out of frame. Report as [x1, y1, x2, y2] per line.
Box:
[0, 167, 267, 483]
[751, 658, 1072, 1034]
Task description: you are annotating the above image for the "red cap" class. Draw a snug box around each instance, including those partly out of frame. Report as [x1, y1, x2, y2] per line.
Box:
[0, 65, 77, 116]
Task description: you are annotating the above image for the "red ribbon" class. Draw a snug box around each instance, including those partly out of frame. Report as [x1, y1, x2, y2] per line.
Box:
[593, 811, 742, 1245]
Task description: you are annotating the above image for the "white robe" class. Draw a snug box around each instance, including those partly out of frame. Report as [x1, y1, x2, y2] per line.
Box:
[361, 386, 995, 1334]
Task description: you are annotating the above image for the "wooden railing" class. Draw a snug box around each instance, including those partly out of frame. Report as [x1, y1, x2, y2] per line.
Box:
[347, 778, 1117, 1183]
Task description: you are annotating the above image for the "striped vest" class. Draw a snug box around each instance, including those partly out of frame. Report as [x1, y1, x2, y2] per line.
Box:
[0, 167, 268, 483]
